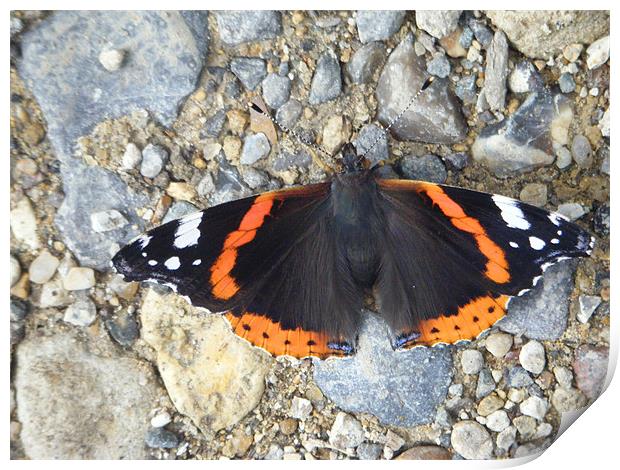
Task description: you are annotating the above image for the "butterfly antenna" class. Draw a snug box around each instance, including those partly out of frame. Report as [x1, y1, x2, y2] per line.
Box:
[359, 76, 435, 159]
[249, 102, 333, 159]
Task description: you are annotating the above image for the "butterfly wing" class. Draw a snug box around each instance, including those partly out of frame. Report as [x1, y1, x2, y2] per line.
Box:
[374, 179, 594, 349]
[113, 184, 362, 359]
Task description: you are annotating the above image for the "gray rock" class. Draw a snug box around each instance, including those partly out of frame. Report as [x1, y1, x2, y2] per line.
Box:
[162, 201, 198, 225]
[482, 31, 509, 111]
[455, 74, 477, 104]
[309, 52, 342, 105]
[415, 11, 462, 39]
[202, 110, 226, 138]
[401, 154, 447, 183]
[10, 198, 40, 251]
[558, 73, 576, 93]
[472, 91, 573, 177]
[427, 54, 451, 78]
[571, 135, 593, 168]
[444, 152, 470, 171]
[357, 442, 383, 460]
[468, 19, 493, 47]
[211, 154, 249, 205]
[275, 99, 303, 129]
[55, 163, 149, 270]
[241, 167, 270, 190]
[145, 428, 179, 449]
[593, 204, 610, 237]
[520, 396, 548, 420]
[485, 11, 609, 59]
[272, 151, 312, 172]
[196, 172, 215, 198]
[476, 368, 496, 399]
[461, 349, 484, 374]
[451, 421, 493, 460]
[347, 42, 387, 84]
[215, 11, 281, 46]
[240, 133, 271, 165]
[329, 412, 364, 449]
[140, 143, 169, 178]
[262, 73, 291, 109]
[105, 311, 140, 347]
[586, 36, 610, 70]
[15, 331, 161, 458]
[230, 57, 267, 91]
[555, 146, 572, 169]
[557, 202, 586, 221]
[356, 10, 406, 43]
[499, 260, 576, 340]
[314, 311, 452, 427]
[28, 250, 60, 284]
[63, 298, 97, 327]
[573, 345, 608, 400]
[121, 143, 142, 170]
[353, 124, 389, 166]
[519, 340, 546, 374]
[577, 295, 601, 324]
[509, 61, 544, 94]
[376, 35, 467, 144]
[506, 366, 534, 388]
[90, 209, 128, 233]
[18, 11, 209, 163]
[10, 256, 21, 287]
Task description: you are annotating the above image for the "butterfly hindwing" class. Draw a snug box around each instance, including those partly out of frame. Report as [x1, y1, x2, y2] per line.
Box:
[113, 183, 362, 359]
[375, 179, 594, 348]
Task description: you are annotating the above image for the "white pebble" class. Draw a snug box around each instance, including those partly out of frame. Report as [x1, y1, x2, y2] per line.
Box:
[90, 210, 128, 233]
[121, 143, 142, 169]
[10, 256, 21, 287]
[520, 396, 548, 420]
[63, 298, 97, 326]
[63, 267, 96, 290]
[28, 250, 60, 284]
[98, 48, 125, 71]
[10, 198, 40, 250]
[519, 340, 546, 374]
[461, 349, 484, 374]
[150, 411, 172, 428]
[486, 410, 510, 432]
[290, 396, 313, 420]
[586, 36, 609, 70]
[485, 333, 513, 358]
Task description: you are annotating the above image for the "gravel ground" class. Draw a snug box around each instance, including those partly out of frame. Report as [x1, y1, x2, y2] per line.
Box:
[10, 10, 610, 460]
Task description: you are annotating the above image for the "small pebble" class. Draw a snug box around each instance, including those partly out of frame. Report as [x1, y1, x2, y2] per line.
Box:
[551, 387, 587, 412]
[427, 54, 450, 78]
[63, 267, 95, 290]
[121, 143, 142, 169]
[555, 146, 572, 169]
[105, 311, 140, 346]
[558, 73, 576, 94]
[486, 410, 510, 432]
[356, 442, 382, 460]
[39, 280, 71, 307]
[145, 428, 179, 449]
[290, 396, 313, 420]
[10, 256, 21, 287]
[461, 349, 484, 374]
[275, 99, 302, 129]
[586, 36, 609, 70]
[476, 369, 496, 399]
[98, 48, 125, 71]
[240, 133, 271, 165]
[279, 417, 298, 435]
[534, 422, 553, 439]
[477, 394, 504, 416]
[328, 412, 364, 449]
[11, 198, 40, 250]
[90, 209, 128, 233]
[519, 183, 547, 207]
[557, 202, 586, 221]
[63, 297, 97, 326]
[513, 415, 537, 438]
[577, 295, 601, 323]
[484, 332, 513, 358]
[151, 411, 172, 428]
[140, 144, 169, 178]
[571, 135, 593, 168]
[519, 340, 546, 375]
[553, 366, 574, 389]
[262, 73, 291, 109]
[28, 249, 60, 284]
[598, 109, 609, 137]
[401, 154, 447, 184]
[444, 152, 470, 171]
[563, 43, 583, 62]
[309, 52, 342, 105]
[496, 426, 516, 450]
[506, 366, 533, 388]
[448, 383, 463, 397]
[451, 421, 493, 460]
[519, 396, 548, 420]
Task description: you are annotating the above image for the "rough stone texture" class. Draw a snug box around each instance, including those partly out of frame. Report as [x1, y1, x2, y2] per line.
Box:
[262, 73, 291, 109]
[10, 197, 40, 251]
[55, 163, 149, 270]
[484, 332, 513, 358]
[451, 421, 493, 460]
[328, 412, 364, 449]
[485, 11, 610, 59]
[356, 10, 406, 43]
[415, 11, 462, 39]
[314, 311, 452, 427]
[396, 445, 451, 460]
[347, 42, 386, 84]
[472, 91, 573, 177]
[585, 36, 610, 70]
[400, 154, 447, 184]
[240, 133, 271, 165]
[309, 52, 342, 105]
[482, 31, 509, 111]
[15, 331, 161, 459]
[573, 345, 609, 400]
[519, 340, 546, 375]
[353, 124, 389, 166]
[28, 250, 60, 284]
[376, 35, 466, 144]
[18, 11, 210, 163]
[499, 261, 576, 340]
[141, 289, 272, 433]
[230, 57, 267, 91]
[577, 295, 602, 324]
[509, 61, 544, 94]
[215, 11, 281, 46]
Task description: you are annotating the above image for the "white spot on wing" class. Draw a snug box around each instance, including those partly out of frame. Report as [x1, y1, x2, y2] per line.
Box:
[137, 235, 152, 249]
[529, 236, 545, 250]
[174, 212, 203, 249]
[142, 252, 147, 257]
[164, 256, 181, 270]
[551, 238, 560, 244]
[492, 195, 531, 230]
[148, 260, 158, 266]
[548, 212, 568, 226]
[557, 230, 563, 236]
[192, 259, 202, 266]
[509, 241, 519, 248]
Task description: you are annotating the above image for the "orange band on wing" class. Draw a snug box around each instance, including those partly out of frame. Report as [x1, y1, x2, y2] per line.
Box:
[225, 312, 348, 359]
[210, 195, 274, 300]
[417, 183, 510, 284]
[399, 294, 509, 347]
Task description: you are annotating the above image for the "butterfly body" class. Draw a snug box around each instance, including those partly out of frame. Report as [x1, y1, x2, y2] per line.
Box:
[113, 145, 594, 360]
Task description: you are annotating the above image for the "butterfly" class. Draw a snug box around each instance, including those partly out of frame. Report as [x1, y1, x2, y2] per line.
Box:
[112, 78, 594, 360]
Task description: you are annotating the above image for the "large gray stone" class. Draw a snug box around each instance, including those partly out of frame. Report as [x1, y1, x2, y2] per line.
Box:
[55, 163, 149, 271]
[376, 34, 467, 144]
[15, 332, 162, 459]
[482, 31, 509, 111]
[18, 11, 209, 163]
[309, 52, 342, 105]
[499, 260, 577, 340]
[215, 11, 281, 46]
[314, 312, 453, 427]
[472, 91, 573, 177]
[356, 10, 406, 43]
[486, 11, 609, 59]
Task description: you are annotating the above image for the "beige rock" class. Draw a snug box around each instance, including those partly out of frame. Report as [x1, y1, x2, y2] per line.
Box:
[321, 115, 351, 155]
[11, 198, 40, 251]
[141, 289, 272, 433]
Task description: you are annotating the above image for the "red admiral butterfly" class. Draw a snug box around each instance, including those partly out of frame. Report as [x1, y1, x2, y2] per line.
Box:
[113, 78, 594, 359]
